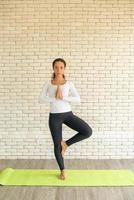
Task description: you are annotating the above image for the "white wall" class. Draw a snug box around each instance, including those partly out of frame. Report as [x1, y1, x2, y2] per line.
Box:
[0, 0, 134, 159]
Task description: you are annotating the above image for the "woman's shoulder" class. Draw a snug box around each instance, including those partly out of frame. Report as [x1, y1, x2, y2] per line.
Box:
[66, 80, 70, 83]
[67, 80, 74, 85]
[66, 80, 74, 86]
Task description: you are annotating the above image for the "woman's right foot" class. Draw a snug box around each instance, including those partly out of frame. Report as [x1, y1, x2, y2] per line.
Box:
[61, 140, 68, 157]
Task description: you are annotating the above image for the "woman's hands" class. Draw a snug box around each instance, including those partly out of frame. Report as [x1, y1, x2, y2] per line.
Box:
[55, 85, 63, 100]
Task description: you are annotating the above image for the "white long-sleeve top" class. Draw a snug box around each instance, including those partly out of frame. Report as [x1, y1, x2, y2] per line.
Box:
[38, 80, 81, 113]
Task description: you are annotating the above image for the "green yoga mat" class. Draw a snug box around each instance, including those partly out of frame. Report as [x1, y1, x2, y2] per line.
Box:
[0, 167, 134, 186]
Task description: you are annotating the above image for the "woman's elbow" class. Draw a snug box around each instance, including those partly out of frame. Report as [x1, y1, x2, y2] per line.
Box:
[77, 96, 81, 103]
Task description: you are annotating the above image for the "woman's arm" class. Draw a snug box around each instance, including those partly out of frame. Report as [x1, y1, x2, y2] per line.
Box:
[62, 81, 81, 102]
[38, 81, 56, 104]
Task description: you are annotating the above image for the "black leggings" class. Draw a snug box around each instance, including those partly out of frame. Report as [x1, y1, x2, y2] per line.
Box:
[48, 111, 93, 170]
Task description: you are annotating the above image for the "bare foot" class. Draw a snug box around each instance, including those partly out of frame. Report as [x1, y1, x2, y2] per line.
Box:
[59, 170, 66, 180]
[61, 140, 68, 157]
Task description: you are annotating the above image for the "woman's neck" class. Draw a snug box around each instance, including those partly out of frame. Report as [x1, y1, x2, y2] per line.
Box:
[54, 76, 65, 82]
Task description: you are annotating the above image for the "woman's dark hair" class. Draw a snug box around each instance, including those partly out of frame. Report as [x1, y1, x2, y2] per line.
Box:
[51, 58, 66, 80]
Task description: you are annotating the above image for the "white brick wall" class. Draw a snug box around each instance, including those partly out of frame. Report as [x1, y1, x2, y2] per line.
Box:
[0, 0, 134, 159]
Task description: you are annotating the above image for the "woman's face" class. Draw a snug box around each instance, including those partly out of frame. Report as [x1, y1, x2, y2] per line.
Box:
[53, 61, 65, 77]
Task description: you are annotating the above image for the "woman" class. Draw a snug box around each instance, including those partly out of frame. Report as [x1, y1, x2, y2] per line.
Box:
[39, 58, 93, 180]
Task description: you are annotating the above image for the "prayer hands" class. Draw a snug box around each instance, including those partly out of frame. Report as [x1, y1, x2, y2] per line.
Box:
[55, 85, 63, 100]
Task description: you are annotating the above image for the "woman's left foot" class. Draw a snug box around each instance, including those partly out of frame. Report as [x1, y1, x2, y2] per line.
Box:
[59, 170, 66, 180]
[61, 140, 68, 157]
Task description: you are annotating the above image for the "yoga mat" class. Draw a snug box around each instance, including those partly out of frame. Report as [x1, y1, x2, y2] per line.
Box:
[0, 167, 134, 186]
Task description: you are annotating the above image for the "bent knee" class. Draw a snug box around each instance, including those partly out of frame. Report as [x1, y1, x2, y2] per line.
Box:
[85, 126, 93, 137]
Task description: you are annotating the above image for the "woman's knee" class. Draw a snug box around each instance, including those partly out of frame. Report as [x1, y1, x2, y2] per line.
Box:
[84, 125, 93, 138]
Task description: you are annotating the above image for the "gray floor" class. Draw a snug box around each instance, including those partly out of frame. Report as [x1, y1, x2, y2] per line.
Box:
[0, 159, 134, 200]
